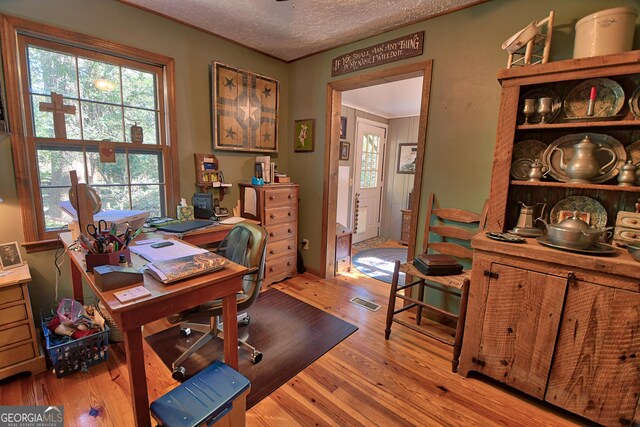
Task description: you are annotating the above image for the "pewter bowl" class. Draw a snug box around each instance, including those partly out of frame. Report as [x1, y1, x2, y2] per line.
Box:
[628, 242, 640, 262]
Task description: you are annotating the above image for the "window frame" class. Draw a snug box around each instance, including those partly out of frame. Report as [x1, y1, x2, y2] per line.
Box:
[1, 15, 179, 251]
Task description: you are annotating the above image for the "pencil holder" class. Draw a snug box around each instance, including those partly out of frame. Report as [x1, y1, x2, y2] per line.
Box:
[85, 234, 130, 272]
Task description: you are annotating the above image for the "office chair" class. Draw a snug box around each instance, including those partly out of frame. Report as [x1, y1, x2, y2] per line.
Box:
[167, 222, 268, 380]
[385, 193, 487, 372]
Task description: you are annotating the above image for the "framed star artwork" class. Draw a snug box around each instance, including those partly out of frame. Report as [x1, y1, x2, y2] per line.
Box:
[212, 61, 279, 152]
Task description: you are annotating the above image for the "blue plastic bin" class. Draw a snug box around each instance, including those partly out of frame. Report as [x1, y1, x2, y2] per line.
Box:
[150, 361, 250, 427]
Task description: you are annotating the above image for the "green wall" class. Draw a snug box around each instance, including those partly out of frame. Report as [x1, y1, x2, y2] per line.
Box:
[0, 0, 638, 316]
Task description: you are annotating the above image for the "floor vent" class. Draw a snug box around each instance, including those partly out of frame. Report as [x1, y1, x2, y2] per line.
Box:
[349, 297, 381, 312]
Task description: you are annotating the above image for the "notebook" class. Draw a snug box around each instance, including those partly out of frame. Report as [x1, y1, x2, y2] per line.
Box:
[156, 219, 214, 233]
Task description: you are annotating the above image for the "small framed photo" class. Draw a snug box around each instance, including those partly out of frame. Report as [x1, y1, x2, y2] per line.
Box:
[294, 119, 314, 152]
[0, 242, 23, 270]
[340, 116, 347, 139]
[339, 141, 350, 160]
[397, 143, 417, 174]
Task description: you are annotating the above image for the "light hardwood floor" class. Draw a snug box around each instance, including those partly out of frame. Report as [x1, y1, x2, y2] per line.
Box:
[0, 267, 588, 426]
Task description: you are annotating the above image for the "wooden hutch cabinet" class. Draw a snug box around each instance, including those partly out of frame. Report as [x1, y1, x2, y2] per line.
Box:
[458, 51, 640, 427]
[239, 183, 298, 286]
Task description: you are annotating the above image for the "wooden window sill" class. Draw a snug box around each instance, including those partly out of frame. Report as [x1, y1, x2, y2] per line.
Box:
[22, 239, 61, 253]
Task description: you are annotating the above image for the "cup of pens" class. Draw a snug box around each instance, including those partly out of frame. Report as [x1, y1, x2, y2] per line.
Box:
[83, 233, 131, 272]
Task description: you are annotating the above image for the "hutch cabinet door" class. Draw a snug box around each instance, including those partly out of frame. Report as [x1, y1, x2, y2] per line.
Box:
[473, 263, 566, 399]
[546, 281, 639, 426]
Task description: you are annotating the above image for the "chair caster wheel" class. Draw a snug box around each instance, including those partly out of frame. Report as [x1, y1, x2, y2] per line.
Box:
[251, 351, 263, 364]
[241, 315, 250, 326]
[179, 328, 191, 337]
[172, 366, 186, 381]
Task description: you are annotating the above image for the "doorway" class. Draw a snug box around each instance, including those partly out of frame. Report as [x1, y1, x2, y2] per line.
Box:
[321, 61, 434, 278]
[352, 118, 387, 244]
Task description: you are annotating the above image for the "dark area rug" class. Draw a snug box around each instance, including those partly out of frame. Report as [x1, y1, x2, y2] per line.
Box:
[145, 288, 358, 409]
[353, 247, 407, 285]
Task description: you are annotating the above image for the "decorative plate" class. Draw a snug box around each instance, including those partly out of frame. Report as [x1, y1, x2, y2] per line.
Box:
[563, 78, 625, 118]
[519, 88, 562, 124]
[513, 139, 547, 162]
[549, 196, 607, 228]
[510, 158, 533, 180]
[629, 87, 640, 120]
[542, 133, 626, 183]
[537, 236, 616, 255]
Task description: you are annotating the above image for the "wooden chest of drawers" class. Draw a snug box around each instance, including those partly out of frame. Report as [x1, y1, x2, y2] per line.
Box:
[0, 263, 46, 380]
[400, 209, 411, 245]
[239, 183, 299, 286]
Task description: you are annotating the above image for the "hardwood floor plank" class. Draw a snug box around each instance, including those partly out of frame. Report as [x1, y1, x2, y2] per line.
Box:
[0, 269, 587, 426]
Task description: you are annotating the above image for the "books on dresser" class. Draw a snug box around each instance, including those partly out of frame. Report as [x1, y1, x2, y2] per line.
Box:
[412, 253, 463, 276]
[145, 252, 229, 284]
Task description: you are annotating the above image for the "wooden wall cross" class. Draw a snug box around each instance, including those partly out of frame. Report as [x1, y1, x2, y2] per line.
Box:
[39, 92, 76, 139]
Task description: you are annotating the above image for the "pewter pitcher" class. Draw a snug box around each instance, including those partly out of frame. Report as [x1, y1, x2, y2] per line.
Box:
[554, 135, 616, 183]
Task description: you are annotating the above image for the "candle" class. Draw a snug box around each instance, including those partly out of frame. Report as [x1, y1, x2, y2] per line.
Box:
[586, 86, 597, 116]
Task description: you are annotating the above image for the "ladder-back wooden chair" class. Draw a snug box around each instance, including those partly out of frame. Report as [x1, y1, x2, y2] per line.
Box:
[385, 193, 487, 372]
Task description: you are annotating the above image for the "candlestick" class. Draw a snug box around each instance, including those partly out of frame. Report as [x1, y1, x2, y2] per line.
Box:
[586, 86, 596, 116]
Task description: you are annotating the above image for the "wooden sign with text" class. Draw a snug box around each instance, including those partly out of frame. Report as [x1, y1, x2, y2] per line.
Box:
[331, 31, 424, 77]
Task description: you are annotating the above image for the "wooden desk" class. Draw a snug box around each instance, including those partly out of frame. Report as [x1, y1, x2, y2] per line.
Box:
[61, 232, 248, 427]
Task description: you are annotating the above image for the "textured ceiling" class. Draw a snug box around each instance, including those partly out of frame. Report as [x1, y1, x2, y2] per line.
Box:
[121, 0, 485, 62]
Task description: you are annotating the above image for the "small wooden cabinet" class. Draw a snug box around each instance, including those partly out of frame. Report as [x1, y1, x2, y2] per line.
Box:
[460, 239, 640, 426]
[335, 224, 353, 274]
[239, 183, 298, 286]
[399, 210, 411, 245]
[0, 263, 46, 380]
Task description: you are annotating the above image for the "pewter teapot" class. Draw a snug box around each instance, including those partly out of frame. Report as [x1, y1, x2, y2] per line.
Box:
[554, 135, 616, 183]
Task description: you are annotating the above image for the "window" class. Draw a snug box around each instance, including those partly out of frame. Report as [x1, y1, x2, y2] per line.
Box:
[359, 133, 381, 189]
[3, 16, 178, 247]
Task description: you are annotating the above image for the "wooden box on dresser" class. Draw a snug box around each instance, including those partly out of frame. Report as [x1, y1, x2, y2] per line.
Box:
[0, 263, 46, 380]
[239, 183, 298, 286]
[458, 51, 640, 427]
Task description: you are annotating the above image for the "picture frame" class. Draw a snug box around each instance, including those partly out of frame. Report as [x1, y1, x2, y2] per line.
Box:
[339, 141, 350, 160]
[294, 119, 315, 152]
[340, 116, 347, 139]
[212, 61, 279, 153]
[397, 143, 417, 174]
[0, 241, 23, 270]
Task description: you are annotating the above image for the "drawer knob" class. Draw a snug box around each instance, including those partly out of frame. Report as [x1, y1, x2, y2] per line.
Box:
[288, 228, 292, 233]
[287, 245, 291, 250]
[288, 212, 292, 216]
[270, 214, 275, 219]
[288, 194, 292, 199]
[630, 233, 637, 238]
[269, 195, 275, 200]
[269, 232, 275, 237]
[269, 250, 274, 255]
[631, 219, 638, 225]
[269, 267, 275, 272]
[287, 261, 291, 266]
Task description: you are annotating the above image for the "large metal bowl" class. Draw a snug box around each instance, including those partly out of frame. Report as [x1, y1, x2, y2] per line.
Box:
[546, 226, 603, 249]
[628, 242, 640, 262]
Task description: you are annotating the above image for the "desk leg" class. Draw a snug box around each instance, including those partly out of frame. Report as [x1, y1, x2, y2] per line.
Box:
[222, 295, 239, 370]
[70, 258, 84, 301]
[124, 327, 151, 427]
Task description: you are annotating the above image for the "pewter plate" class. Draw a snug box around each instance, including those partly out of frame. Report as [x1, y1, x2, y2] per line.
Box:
[549, 196, 607, 228]
[519, 88, 562, 124]
[510, 158, 533, 180]
[542, 133, 626, 183]
[537, 236, 616, 255]
[627, 139, 640, 183]
[629, 86, 640, 120]
[563, 78, 625, 118]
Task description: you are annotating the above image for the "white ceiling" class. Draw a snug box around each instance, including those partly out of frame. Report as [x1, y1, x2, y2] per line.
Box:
[120, 0, 485, 62]
[342, 77, 423, 118]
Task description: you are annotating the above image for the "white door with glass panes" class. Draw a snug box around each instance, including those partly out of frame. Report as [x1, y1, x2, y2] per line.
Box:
[353, 119, 387, 244]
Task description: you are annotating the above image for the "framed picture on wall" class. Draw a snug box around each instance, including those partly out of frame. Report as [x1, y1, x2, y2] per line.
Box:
[339, 141, 350, 160]
[294, 119, 314, 152]
[340, 116, 347, 139]
[212, 61, 279, 153]
[397, 143, 417, 174]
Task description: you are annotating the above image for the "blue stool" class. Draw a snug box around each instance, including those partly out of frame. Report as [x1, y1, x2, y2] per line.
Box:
[150, 361, 250, 427]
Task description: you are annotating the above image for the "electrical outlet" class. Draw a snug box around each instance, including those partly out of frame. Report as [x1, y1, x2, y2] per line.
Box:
[301, 239, 309, 250]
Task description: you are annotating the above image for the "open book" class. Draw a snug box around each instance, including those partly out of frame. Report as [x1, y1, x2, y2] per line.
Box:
[145, 252, 229, 284]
